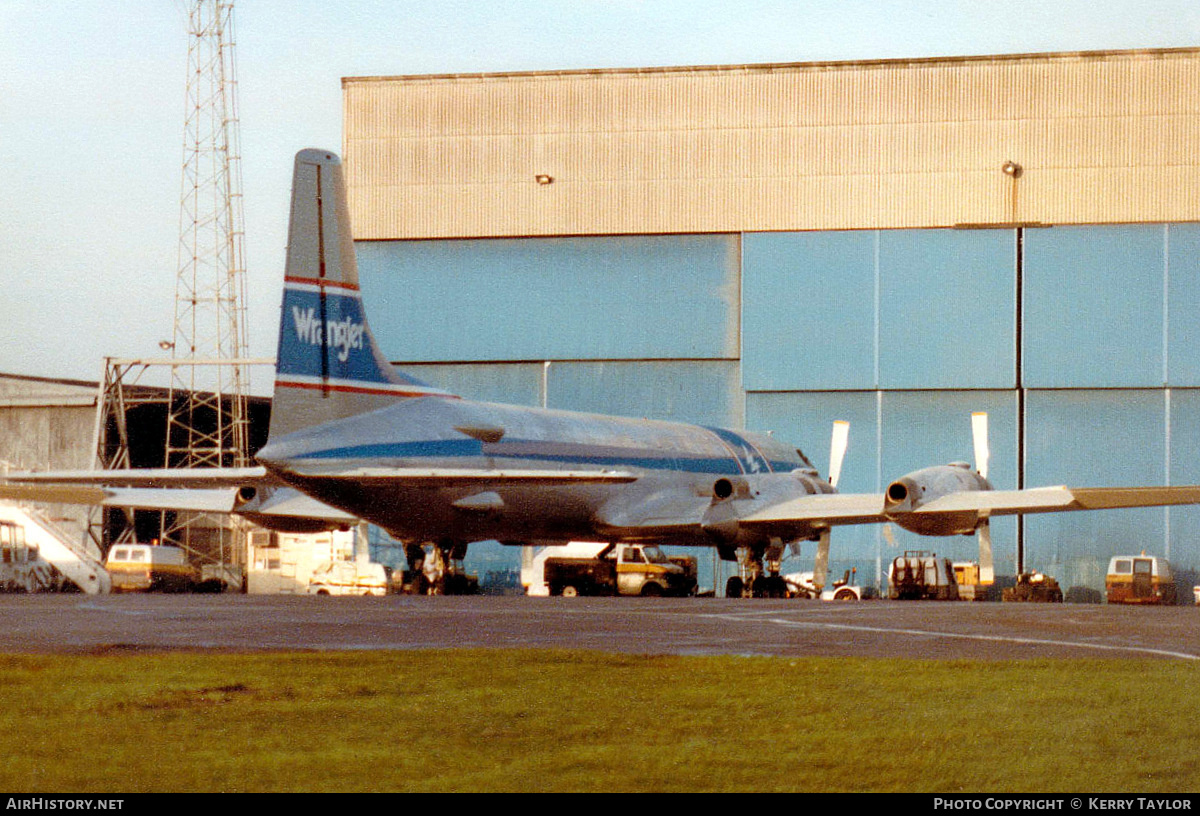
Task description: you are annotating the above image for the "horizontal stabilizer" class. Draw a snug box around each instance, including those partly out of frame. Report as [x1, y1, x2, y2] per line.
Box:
[1, 467, 271, 489]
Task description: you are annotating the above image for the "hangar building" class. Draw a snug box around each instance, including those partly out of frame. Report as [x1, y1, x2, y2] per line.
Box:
[340, 48, 1200, 592]
[0, 371, 273, 583]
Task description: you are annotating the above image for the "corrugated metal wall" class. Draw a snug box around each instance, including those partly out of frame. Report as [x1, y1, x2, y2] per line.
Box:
[0, 374, 99, 546]
[343, 49, 1200, 239]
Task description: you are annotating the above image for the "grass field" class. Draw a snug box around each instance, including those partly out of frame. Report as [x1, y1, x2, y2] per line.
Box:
[0, 649, 1194, 792]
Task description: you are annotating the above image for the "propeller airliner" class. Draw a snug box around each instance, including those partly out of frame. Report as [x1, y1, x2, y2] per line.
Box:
[6, 149, 1200, 596]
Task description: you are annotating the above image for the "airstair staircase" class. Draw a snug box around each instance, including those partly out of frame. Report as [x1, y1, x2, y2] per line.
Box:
[0, 503, 110, 594]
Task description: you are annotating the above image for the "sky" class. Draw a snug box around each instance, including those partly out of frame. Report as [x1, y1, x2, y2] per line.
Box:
[2, 0, 1199, 392]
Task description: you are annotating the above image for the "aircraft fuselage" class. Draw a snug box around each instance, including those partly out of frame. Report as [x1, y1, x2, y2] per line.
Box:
[256, 395, 822, 547]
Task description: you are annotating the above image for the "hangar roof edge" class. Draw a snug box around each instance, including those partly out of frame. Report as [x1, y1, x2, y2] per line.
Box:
[342, 46, 1200, 86]
[0, 372, 97, 390]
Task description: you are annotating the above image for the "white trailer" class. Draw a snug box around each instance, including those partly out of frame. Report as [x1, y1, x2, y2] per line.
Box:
[306, 560, 388, 596]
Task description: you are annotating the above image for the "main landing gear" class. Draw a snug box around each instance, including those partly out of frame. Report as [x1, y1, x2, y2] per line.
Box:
[399, 540, 479, 595]
[724, 541, 790, 598]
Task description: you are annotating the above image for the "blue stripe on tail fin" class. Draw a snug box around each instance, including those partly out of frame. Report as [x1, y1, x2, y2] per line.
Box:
[269, 150, 455, 439]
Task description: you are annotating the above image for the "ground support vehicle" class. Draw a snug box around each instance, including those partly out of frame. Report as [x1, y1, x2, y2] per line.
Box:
[105, 544, 201, 593]
[1002, 572, 1063, 602]
[528, 542, 696, 597]
[307, 560, 388, 596]
[783, 568, 871, 600]
[953, 561, 1000, 601]
[1106, 555, 1176, 605]
[0, 506, 108, 594]
[888, 551, 959, 600]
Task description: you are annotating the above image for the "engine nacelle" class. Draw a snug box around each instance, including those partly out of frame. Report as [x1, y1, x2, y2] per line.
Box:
[233, 486, 350, 534]
[701, 470, 836, 545]
[884, 462, 992, 536]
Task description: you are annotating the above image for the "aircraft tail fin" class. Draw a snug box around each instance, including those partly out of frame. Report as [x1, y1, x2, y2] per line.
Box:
[269, 149, 455, 439]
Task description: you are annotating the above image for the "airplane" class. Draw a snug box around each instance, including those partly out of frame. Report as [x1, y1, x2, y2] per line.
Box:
[6, 148, 1200, 597]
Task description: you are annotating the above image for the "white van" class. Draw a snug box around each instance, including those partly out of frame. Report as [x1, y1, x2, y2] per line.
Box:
[1106, 555, 1177, 605]
[105, 545, 198, 593]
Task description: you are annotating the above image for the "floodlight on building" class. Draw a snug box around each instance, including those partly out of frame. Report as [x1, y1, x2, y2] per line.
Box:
[159, 340, 175, 351]
[535, 174, 554, 185]
[1002, 161, 1023, 178]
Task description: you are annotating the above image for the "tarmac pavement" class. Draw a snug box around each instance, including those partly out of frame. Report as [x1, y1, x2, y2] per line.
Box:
[0, 594, 1196, 660]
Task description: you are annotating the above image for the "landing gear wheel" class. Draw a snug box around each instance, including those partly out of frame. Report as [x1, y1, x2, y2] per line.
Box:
[766, 576, 788, 598]
[725, 576, 744, 599]
[752, 575, 776, 598]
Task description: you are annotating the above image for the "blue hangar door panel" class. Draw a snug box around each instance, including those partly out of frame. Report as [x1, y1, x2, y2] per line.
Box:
[742, 231, 877, 391]
[356, 236, 740, 362]
[1023, 389, 1167, 577]
[1167, 388, 1200, 570]
[1167, 224, 1200, 387]
[1023, 225, 1165, 389]
[877, 229, 1016, 390]
[742, 229, 1016, 391]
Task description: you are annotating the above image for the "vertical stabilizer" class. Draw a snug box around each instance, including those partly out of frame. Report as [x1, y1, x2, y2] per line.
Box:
[269, 149, 453, 439]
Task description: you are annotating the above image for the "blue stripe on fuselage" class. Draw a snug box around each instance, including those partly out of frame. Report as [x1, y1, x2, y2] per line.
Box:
[293, 437, 745, 475]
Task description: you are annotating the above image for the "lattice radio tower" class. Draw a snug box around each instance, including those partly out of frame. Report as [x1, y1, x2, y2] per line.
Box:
[163, 0, 250, 554]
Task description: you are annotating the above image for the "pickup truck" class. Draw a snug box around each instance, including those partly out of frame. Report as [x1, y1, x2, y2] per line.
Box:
[528, 542, 697, 597]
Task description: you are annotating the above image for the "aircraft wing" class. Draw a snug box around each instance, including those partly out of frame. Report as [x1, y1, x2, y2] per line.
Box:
[79, 485, 357, 525]
[730, 485, 1200, 529]
[737, 493, 888, 527]
[909, 485, 1200, 516]
[0, 463, 637, 489]
[0, 464, 638, 527]
[598, 491, 889, 539]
